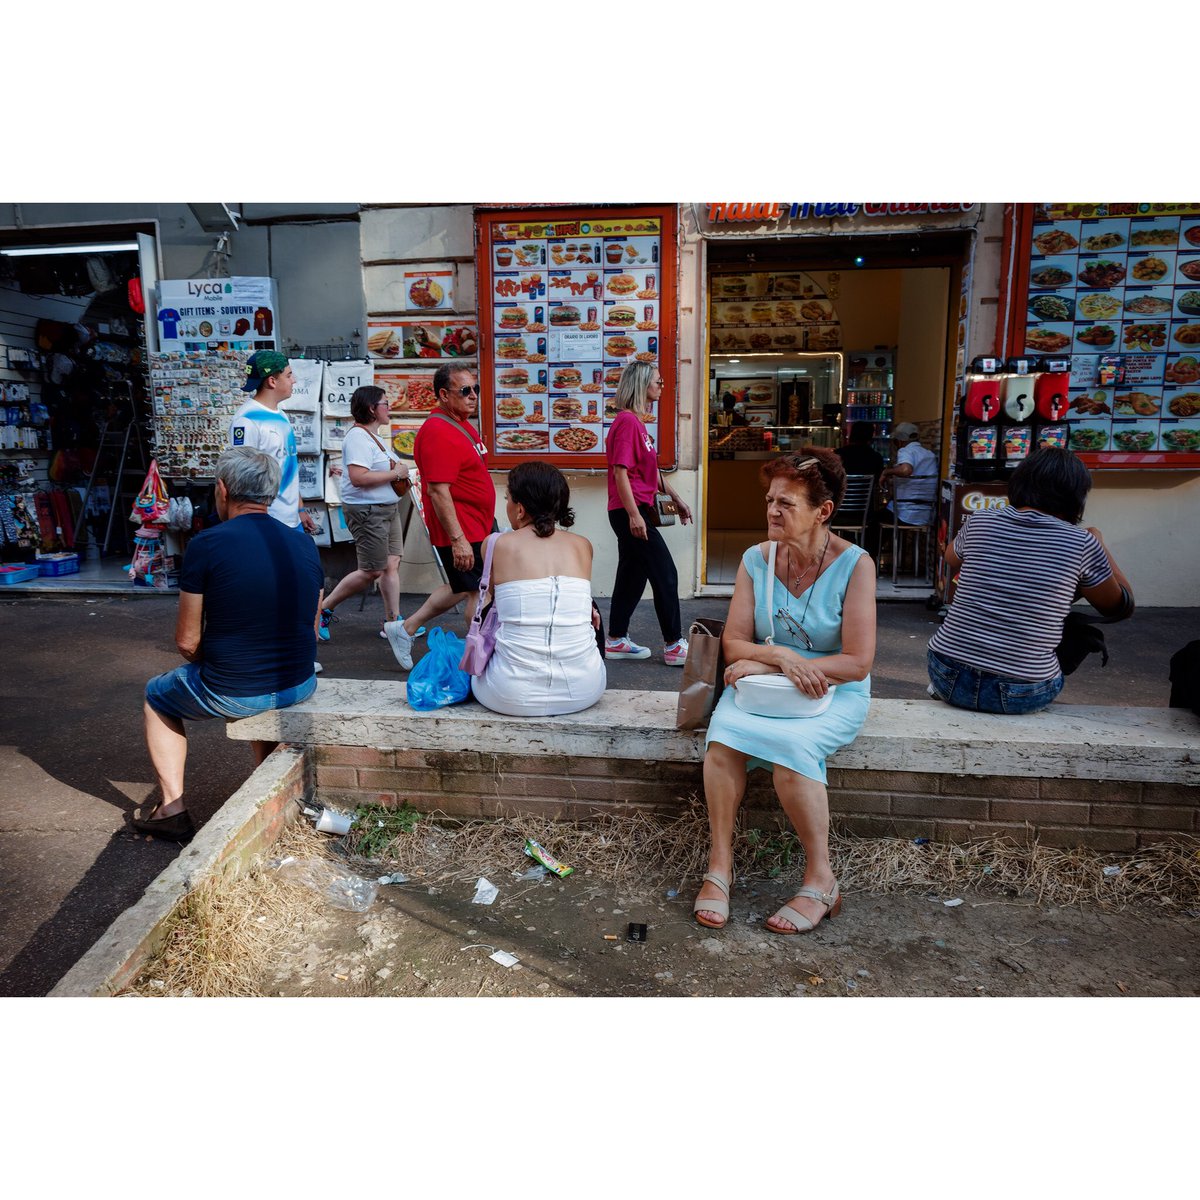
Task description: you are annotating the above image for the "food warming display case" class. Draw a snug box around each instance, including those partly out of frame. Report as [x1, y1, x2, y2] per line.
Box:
[475, 205, 677, 468]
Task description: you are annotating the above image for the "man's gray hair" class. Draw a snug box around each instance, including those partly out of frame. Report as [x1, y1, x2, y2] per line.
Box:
[216, 446, 280, 504]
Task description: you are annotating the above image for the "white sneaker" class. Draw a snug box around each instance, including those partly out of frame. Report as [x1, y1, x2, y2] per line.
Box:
[384, 620, 414, 670]
[314, 661, 323, 675]
[663, 638, 689, 667]
[605, 636, 651, 660]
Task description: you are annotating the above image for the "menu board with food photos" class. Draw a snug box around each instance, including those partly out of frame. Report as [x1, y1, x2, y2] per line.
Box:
[1021, 203, 1200, 468]
[476, 205, 677, 467]
[710, 271, 842, 354]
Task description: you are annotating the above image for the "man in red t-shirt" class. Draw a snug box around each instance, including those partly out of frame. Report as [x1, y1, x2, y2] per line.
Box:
[385, 365, 496, 669]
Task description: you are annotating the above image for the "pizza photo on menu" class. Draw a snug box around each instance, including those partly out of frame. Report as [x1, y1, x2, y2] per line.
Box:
[496, 429, 550, 451]
[553, 427, 599, 452]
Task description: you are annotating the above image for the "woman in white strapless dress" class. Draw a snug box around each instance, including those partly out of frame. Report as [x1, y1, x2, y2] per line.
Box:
[471, 462, 606, 717]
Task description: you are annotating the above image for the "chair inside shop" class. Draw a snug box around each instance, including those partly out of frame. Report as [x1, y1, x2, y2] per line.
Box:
[829, 473, 875, 547]
[883, 486, 937, 587]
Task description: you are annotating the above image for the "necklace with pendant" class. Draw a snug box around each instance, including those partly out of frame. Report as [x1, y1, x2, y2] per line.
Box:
[787, 533, 829, 593]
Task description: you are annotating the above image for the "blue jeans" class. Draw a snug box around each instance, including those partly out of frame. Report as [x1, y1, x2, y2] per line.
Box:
[927, 648, 1063, 715]
[146, 663, 317, 721]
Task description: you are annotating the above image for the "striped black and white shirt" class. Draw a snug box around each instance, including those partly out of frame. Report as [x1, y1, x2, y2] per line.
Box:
[929, 507, 1112, 681]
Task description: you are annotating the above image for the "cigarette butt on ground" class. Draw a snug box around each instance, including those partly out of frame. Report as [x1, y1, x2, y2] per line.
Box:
[603, 934, 619, 941]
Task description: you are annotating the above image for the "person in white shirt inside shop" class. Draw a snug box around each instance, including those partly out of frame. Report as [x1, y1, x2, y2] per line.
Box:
[879, 421, 938, 527]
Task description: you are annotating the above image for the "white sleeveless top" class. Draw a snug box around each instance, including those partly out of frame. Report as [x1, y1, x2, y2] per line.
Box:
[470, 576, 606, 717]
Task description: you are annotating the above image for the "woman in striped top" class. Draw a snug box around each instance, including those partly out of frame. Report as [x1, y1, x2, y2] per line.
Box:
[928, 448, 1134, 714]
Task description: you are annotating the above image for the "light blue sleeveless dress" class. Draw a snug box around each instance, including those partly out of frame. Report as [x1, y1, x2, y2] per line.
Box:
[705, 541, 871, 785]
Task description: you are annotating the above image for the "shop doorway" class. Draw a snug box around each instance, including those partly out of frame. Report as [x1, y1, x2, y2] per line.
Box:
[0, 228, 157, 565]
[698, 232, 965, 592]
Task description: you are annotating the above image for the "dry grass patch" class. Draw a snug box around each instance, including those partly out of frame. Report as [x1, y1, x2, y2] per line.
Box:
[121, 822, 333, 998]
[344, 796, 1200, 914]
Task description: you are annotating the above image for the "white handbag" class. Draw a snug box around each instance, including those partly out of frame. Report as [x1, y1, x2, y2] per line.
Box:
[732, 541, 836, 719]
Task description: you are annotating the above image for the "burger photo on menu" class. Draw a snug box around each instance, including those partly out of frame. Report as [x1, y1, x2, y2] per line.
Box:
[606, 274, 638, 296]
[497, 396, 527, 421]
[605, 305, 637, 328]
[552, 397, 583, 420]
[497, 336, 530, 360]
[550, 304, 581, 326]
[769, 275, 804, 296]
[497, 367, 529, 390]
[552, 366, 583, 389]
[498, 306, 530, 329]
[605, 335, 637, 358]
[604, 366, 624, 389]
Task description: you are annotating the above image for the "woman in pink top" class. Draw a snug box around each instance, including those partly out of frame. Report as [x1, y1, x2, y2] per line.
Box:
[604, 362, 692, 665]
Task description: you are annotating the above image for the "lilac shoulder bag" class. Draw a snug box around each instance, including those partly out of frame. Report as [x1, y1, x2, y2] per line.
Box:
[459, 531, 504, 676]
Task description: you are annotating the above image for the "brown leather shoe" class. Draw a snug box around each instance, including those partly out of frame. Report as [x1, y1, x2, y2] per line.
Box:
[132, 806, 195, 840]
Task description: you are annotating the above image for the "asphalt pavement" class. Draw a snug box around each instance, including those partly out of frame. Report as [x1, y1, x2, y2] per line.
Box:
[0, 589, 1193, 995]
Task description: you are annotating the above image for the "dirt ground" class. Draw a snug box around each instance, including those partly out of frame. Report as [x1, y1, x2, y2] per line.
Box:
[134, 823, 1200, 999]
[267, 882, 1198, 999]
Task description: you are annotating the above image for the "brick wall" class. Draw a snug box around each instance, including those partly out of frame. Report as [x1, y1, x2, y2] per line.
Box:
[314, 746, 1199, 851]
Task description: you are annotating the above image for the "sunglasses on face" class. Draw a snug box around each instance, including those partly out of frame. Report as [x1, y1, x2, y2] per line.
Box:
[454, 384, 480, 397]
[774, 605, 815, 649]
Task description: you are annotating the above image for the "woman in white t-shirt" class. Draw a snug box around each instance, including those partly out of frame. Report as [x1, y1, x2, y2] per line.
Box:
[318, 386, 412, 641]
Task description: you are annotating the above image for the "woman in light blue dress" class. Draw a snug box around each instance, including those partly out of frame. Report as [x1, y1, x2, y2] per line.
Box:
[694, 449, 877, 936]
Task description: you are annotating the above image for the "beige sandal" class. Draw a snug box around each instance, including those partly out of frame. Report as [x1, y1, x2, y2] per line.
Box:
[693, 871, 734, 930]
[768, 881, 841, 935]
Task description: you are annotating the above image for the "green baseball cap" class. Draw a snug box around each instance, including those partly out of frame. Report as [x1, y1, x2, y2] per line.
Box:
[242, 350, 290, 392]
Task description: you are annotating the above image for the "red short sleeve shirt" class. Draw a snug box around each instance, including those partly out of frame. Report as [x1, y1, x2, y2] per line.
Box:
[413, 413, 496, 546]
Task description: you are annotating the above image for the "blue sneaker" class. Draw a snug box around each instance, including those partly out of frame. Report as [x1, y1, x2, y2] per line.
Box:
[319, 608, 336, 642]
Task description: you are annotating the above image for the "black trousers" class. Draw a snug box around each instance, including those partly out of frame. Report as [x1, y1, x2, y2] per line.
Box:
[607, 504, 682, 644]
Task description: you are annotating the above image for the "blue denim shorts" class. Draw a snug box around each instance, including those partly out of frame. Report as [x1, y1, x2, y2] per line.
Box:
[145, 663, 317, 722]
[927, 648, 1063, 716]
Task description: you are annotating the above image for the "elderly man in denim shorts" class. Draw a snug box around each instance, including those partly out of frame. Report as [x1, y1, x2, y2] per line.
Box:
[134, 447, 324, 839]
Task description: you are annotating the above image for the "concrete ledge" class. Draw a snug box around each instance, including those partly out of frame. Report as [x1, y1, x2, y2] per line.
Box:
[227, 681, 1200, 786]
[49, 745, 311, 998]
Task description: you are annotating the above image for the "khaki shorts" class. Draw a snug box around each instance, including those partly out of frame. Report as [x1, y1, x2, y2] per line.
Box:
[344, 502, 403, 572]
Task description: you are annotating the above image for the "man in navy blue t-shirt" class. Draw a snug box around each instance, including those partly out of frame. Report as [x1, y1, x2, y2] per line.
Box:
[134, 448, 324, 839]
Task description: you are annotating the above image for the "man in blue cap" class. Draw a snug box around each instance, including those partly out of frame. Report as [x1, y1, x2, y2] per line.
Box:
[228, 350, 317, 533]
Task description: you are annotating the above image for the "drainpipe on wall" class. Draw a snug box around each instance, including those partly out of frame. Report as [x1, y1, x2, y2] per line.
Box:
[993, 203, 1018, 359]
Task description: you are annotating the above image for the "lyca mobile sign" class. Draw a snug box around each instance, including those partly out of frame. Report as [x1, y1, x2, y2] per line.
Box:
[704, 203, 976, 223]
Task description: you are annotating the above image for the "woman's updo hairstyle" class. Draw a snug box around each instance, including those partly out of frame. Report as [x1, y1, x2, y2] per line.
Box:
[759, 446, 847, 520]
[508, 461, 574, 538]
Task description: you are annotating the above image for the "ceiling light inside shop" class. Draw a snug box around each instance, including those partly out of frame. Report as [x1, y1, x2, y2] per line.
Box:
[0, 242, 139, 257]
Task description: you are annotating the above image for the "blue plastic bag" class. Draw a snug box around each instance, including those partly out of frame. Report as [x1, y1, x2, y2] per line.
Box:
[406, 627, 472, 711]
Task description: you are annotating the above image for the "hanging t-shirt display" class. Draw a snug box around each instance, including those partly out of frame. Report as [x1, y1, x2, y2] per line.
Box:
[154, 277, 280, 356]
